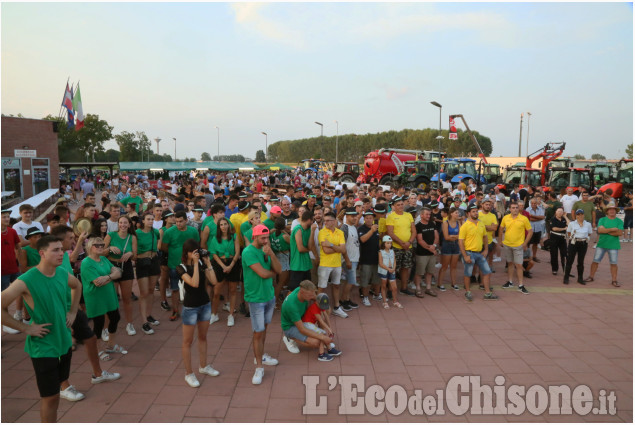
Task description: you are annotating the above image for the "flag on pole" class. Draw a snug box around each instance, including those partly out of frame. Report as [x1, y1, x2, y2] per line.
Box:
[449, 116, 458, 140]
[72, 83, 85, 130]
[62, 82, 75, 129]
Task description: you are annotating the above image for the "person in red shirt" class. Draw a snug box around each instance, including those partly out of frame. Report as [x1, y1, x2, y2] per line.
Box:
[301, 293, 336, 345]
[2, 209, 22, 334]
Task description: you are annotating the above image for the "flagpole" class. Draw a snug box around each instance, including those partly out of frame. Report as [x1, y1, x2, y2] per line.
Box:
[58, 77, 70, 120]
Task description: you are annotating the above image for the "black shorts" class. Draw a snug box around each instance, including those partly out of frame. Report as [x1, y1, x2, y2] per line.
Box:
[136, 256, 160, 278]
[212, 258, 241, 282]
[529, 231, 542, 245]
[160, 251, 169, 267]
[71, 309, 95, 342]
[112, 260, 135, 281]
[31, 348, 72, 398]
[289, 270, 312, 291]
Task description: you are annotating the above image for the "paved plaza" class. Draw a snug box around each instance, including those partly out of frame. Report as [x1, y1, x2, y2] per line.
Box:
[1, 239, 632, 423]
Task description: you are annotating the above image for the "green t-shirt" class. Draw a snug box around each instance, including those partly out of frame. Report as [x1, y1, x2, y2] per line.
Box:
[201, 215, 215, 230]
[22, 267, 73, 358]
[23, 245, 41, 267]
[120, 195, 143, 213]
[597, 217, 623, 250]
[244, 228, 254, 244]
[545, 200, 562, 222]
[107, 231, 135, 260]
[242, 244, 274, 303]
[572, 200, 595, 223]
[240, 220, 252, 236]
[162, 226, 200, 269]
[280, 287, 308, 331]
[60, 252, 73, 310]
[210, 235, 236, 258]
[204, 222, 218, 251]
[80, 256, 119, 318]
[270, 231, 290, 253]
[136, 228, 160, 253]
[263, 218, 275, 230]
[290, 225, 312, 272]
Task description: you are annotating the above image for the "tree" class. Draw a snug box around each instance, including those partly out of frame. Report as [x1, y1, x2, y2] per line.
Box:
[591, 153, 606, 160]
[115, 131, 139, 162]
[213, 154, 245, 162]
[44, 113, 114, 162]
[95, 149, 120, 162]
[573, 154, 586, 160]
[255, 150, 266, 162]
[201, 152, 212, 161]
[626, 144, 633, 159]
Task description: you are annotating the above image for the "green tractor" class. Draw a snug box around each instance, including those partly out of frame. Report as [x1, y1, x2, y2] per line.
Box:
[480, 163, 502, 185]
[392, 160, 436, 190]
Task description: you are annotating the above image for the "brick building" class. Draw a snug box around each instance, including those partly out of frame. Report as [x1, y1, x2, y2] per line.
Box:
[1, 116, 60, 199]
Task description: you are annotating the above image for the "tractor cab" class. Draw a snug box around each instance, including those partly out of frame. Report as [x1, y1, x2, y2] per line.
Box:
[332, 162, 360, 183]
[548, 167, 594, 195]
[431, 158, 484, 184]
[481, 163, 502, 184]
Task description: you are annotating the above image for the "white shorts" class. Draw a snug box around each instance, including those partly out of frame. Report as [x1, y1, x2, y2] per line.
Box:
[317, 266, 342, 289]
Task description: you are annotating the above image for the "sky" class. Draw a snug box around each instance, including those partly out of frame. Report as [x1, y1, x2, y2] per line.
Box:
[2, 2, 633, 160]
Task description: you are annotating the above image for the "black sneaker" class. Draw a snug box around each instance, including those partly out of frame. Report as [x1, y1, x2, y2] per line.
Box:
[131, 292, 139, 301]
[142, 322, 154, 335]
[563, 278, 569, 284]
[341, 301, 352, 312]
[160, 301, 170, 311]
[400, 289, 416, 297]
[523, 271, 533, 279]
[154, 283, 159, 291]
[518, 285, 529, 295]
[239, 302, 247, 315]
[478, 284, 485, 290]
[347, 300, 359, 309]
[146, 316, 160, 326]
[502, 281, 513, 289]
[470, 276, 477, 284]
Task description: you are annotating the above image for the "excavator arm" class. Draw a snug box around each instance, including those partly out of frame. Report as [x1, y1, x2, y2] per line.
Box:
[449, 114, 487, 164]
[525, 142, 566, 185]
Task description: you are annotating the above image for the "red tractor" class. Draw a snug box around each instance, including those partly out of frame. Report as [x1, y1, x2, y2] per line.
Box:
[547, 167, 594, 195]
[598, 159, 633, 199]
[331, 162, 360, 183]
[357, 149, 442, 186]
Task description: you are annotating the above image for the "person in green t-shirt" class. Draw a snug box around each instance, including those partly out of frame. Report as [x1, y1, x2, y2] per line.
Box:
[158, 210, 176, 312]
[289, 211, 318, 292]
[18, 227, 45, 272]
[117, 188, 143, 213]
[241, 224, 281, 385]
[1, 235, 81, 423]
[135, 213, 162, 335]
[242, 210, 261, 247]
[209, 217, 241, 326]
[161, 211, 200, 321]
[280, 281, 335, 361]
[586, 204, 624, 286]
[200, 204, 226, 253]
[270, 217, 291, 306]
[263, 205, 282, 230]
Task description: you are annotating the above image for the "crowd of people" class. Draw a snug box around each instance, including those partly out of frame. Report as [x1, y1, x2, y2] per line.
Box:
[1, 168, 630, 422]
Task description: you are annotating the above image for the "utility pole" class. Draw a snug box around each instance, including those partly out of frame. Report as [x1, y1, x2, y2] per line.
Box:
[518, 113, 524, 157]
[525, 112, 532, 157]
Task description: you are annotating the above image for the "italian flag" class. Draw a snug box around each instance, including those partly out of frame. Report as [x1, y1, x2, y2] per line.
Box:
[72, 83, 85, 130]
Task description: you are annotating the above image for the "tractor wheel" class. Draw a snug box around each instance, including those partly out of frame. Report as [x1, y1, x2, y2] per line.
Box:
[379, 175, 393, 187]
[414, 177, 429, 191]
[340, 174, 354, 183]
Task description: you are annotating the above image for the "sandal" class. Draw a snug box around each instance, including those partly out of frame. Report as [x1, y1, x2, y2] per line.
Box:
[612, 281, 621, 287]
[393, 301, 404, 309]
[415, 290, 424, 298]
[584, 277, 594, 283]
[383, 302, 390, 309]
[105, 344, 128, 355]
[99, 351, 111, 361]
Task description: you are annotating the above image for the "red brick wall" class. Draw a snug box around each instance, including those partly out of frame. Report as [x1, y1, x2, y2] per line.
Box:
[1, 117, 59, 199]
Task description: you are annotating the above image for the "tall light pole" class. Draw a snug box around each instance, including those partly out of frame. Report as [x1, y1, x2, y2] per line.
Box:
[518, 113, 524, 157]
[261, 132, 268, 163]
[430, 101, 442, 189]
[314, 121, 323, 159]
[155, 137, 161, 155]
[215, 126, 220, 160]
[525, 112, 532, 157]
[334, 120, 339, 163]
[173, 138, 176, 162]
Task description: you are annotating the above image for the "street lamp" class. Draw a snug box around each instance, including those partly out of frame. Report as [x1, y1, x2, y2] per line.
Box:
[518, 113, 524, 157]
[214, 126, 220, 160]
[334, 120, 339, 163]
[525, 112, 532, 157]
[314, 121, 323, 159]
[155, 137, 161, 156]
[172, 138, 176, 162]
[430, 101, 442, 189]
[261, 132, 268, 163]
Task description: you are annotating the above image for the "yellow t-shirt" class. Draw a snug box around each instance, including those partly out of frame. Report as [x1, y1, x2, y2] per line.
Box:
[500, 214, 531, 248]
[260, 211, 268, 223]
[386, 211, 414, 250]
[318, 227, 345, 267]
[378, 217, 387, 235]
[458, 219, 487, 252]
[230, 212, 249, 246]
[478, 211, 498, 244]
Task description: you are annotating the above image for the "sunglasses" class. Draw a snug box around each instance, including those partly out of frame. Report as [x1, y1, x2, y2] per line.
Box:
[93, 244, 105, 248]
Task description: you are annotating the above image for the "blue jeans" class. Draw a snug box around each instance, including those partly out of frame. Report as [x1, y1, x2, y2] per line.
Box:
[592, 247, 619, 265]
[461, 251, 492, 277]
[169, 268, 181, 291]
[1, 273, 20, 291]
[248, 298, 275, 332]
[182, 303, 212, 325]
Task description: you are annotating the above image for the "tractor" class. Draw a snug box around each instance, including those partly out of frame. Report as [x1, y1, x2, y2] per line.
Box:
[547, 167, 594, 195]
[392, 160, 436, 190]
[331, 162, 360, 183]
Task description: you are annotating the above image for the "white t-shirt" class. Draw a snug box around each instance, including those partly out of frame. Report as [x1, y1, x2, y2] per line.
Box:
[107, 219, 119, 233]
[153, 220, 163, 230]
[560, 194, 579, 214]
[13, 221, 44, 239]
[341, 222, 360, 263]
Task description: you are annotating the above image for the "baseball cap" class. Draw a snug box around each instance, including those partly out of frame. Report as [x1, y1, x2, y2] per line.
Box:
[193, 207, 204, 212]
[162, 210, 174, 219]
[238, 193, 248, 199]
[363, 211, 375, 216]
[354, 200, 364, 207]
[25, 227, 44, 239]
[269, 197, 279, 202]
[429, 202, 439, 209]
[405, 206, 417, 214]
[389, 196, 402, 205]
[316, 293, 330, 310]
[270, 206, 282, 214]
[345, 207, 358, 215]
[467, 204, 478, 212]
[373, 204, 387, 214]
[1, 208, 11, 214]
[382, 235, 393, 242]
[294, 187, 302, 193]
[575, 208, 585, 215]
[252, 224, 270, 236]
[324, 196, 332, 201]
[174, 204, 185, 212]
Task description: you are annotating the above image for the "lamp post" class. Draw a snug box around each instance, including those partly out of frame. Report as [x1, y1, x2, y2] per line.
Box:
[314, 121, 323, 159]
[525, 112, 532, 157]
[215, 126, 220, 160]
[334, 120, 339, 163]
[155, 137, 161, 155]
[173, 138, 176, 162]
[430, 101, 442, 188]
[261, 132, 268, 163]
[518, 113, 524, 157]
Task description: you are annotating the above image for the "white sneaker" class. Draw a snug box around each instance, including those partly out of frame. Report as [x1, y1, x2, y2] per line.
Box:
[254, 353, 279, 366]
[493, 256, 502, 263]
[332, 306, 348, 318]
[407, 282, 416, 291]
[435, 263, 442, 268]
[209, 313, 219, 325]
[362, 297, 371, 307]
[166, 288, 173, 297]
[126, 323, 136, 336]
[593, 244, 597, 249]
[60, 385, 85, 402]
[222, 302, 231, 312]
[185, 373, 200, 388]
[3, 325, 20, 334]
[227, 315, 234, 327]
[199, 365, 220, 377]
[13, 310, 23, 322]
[252, 367, 264, 385]
[102, 329, 110, 342]
[91, 370, 121, 384]
[283, 335, 300, 354]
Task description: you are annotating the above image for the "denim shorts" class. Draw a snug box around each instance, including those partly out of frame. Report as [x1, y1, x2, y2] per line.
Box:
[378, 271, 397, 281]
[317, 266, 342, 289]
[276, 252, 290, 272]
[441, 241, 460, 255]
[182, 303, 212, 325]
[461, 251, 492, 277]
[592, 247, 619, 265]
[248, 298, 275, 332]
[1, 273, 20, 291]
[283, 324, 307, 342]
[169, 268, 181, 291]
[341, 261, 358, 286]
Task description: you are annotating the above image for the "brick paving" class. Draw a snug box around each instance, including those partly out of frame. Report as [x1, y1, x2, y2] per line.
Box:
[1, 199, 632, 422]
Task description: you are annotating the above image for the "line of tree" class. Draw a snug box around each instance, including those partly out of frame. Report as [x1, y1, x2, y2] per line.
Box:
[267, 128, 493, 163]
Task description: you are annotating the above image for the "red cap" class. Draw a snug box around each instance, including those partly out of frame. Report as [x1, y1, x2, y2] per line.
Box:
[270, 206, 282, 214]
[252, 224, 270, 237]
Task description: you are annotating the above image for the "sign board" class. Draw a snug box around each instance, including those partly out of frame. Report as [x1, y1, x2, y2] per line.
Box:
[449, 133, 458, 140]
[23, 170, 31, 175]
[14, 149, 36, 158]
[2, 158, 21, 167]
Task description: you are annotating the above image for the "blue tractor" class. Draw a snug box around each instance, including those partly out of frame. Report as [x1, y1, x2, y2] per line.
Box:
[430, 158, 486, 185]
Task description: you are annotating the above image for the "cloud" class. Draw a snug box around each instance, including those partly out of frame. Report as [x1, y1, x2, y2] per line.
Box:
[230, 3, 305, 49]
